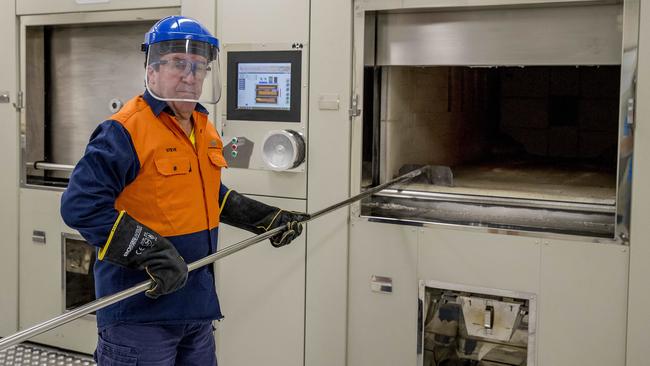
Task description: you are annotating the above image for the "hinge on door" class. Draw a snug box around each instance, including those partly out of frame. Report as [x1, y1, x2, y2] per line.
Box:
[13, 91, 24, 111]
[349, 94, 361, 117]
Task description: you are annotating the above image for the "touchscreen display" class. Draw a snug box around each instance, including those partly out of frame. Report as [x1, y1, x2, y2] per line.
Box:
[237, 62, 291, 111]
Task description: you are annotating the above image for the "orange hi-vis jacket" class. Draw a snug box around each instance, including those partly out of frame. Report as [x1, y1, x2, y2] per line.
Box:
[112, 94, 227, 236]
[61, 91, 228, 327]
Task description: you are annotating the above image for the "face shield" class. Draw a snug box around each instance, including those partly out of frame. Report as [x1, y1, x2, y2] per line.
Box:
[145, 39, 221, 104]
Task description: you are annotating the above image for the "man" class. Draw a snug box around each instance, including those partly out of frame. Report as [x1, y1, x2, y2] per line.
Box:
[60, 16, 308, 365]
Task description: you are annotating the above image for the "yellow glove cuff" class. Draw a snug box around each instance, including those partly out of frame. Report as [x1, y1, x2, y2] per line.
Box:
[220, 189, 234, 213]
[98, 210, 126, 260]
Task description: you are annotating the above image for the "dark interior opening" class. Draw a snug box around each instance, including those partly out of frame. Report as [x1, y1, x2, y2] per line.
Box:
[362, 65, 621, 205]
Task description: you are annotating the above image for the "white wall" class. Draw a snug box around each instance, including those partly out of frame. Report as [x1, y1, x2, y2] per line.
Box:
[306, 1, 353, 365]
[626, 1, 650, 365]
[214, 1, 312, 365]
[0, 0, 19, 337]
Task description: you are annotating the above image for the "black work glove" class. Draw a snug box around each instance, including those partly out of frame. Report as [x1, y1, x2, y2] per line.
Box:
[99, 211, 188, 299]
[220, 190, 310, 247]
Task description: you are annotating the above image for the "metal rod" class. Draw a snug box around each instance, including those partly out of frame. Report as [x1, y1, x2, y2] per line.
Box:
[0, 167, 425, 351]
[26, 162, 75, 172]
[376, 189, 616, 214]
[190, 167, 425, 271]
[309, 167, 424, 221]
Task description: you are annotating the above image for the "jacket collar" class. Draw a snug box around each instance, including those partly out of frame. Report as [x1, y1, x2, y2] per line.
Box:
[142, 90, 209, 117]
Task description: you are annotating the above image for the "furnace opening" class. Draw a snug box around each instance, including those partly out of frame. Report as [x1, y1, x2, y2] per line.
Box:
[363, 65, 619, 203]
[361, 65, 621, 236]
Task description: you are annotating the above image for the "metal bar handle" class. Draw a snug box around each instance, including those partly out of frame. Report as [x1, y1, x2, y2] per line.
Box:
[26, 162, 75, 173]
[0, 167, 425, 351]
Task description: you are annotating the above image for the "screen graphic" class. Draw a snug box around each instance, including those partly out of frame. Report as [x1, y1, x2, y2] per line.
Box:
[237, 63, 291, 111]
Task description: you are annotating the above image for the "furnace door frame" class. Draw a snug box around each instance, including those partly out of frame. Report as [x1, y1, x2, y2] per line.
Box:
[350, 0, 638, 243]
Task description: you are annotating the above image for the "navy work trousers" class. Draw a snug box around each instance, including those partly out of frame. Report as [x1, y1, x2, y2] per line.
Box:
[94, 322, 217, 365]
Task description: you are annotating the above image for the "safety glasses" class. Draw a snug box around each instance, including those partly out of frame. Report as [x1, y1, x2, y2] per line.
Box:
[157, 58, 212, 79]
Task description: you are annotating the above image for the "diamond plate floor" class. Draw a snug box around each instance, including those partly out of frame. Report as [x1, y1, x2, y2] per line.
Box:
[0, 344, 95, 366]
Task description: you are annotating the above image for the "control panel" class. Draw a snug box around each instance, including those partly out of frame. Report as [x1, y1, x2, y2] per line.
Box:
[221, 43, 308, 174]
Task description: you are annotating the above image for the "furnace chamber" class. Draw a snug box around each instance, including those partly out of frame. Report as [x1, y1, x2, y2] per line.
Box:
[356, 4, 633, 239]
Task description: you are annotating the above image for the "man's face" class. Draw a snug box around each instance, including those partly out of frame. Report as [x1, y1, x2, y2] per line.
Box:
[147, 53, 208, 101]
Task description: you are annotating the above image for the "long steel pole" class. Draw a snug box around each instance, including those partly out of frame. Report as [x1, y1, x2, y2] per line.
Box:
[0, 167, 424, 351]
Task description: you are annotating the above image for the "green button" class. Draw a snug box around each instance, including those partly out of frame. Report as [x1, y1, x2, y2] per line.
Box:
[231, 150, 238, 158]
[231, 137, 238, 144]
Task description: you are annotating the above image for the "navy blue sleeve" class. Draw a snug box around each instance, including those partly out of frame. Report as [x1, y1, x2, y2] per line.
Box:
[61, 120, 140, 247]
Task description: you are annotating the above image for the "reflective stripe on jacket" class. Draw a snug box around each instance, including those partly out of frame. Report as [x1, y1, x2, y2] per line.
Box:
[61, 91, 227, 327]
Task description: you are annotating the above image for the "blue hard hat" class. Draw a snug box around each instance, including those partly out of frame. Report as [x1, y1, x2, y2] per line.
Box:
[142, 16, 219, 51]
